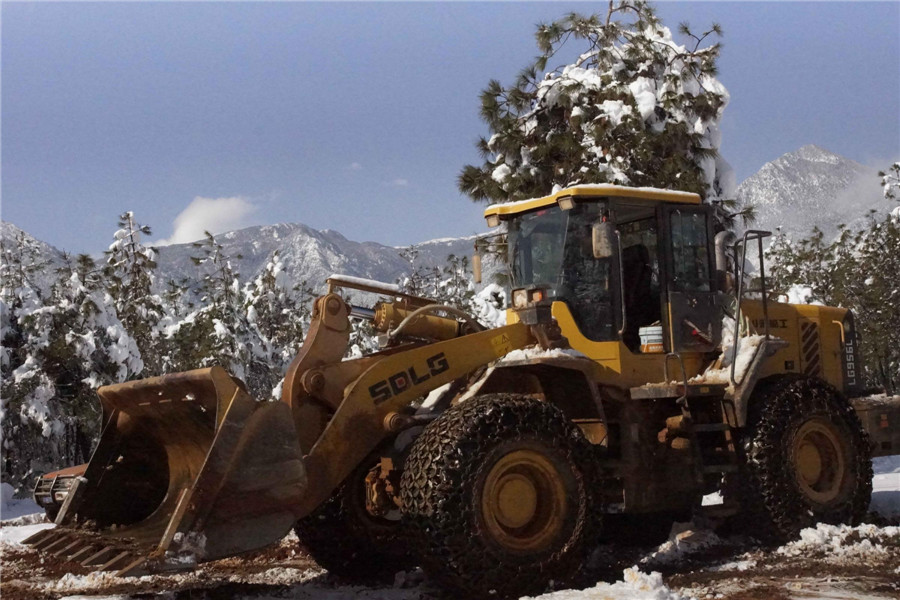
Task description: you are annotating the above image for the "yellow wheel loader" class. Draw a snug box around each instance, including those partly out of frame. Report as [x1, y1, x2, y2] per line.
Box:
[26, 185, 900, 598]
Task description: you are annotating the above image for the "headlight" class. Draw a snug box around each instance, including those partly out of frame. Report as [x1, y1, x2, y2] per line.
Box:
[512, 289, 529, 309]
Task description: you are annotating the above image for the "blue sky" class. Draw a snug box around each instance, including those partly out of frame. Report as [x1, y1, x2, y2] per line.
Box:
[2, 1, 898, 254]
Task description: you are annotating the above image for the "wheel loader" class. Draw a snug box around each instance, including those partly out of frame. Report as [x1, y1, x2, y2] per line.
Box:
[24, 184, 900, 598]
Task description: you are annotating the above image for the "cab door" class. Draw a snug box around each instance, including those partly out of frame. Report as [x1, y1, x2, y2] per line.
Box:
[662, 206, 722, 353]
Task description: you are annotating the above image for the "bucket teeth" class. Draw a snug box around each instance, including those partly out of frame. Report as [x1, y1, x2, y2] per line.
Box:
[36, 532, 72, 552]
[21, 528, 55, 546]
[81, 546, 119, 567]
[68, 545, 98, 563]
[99, 550, 135, 572]
[116, 557, 151, 577]
[51, 539, 86, 558]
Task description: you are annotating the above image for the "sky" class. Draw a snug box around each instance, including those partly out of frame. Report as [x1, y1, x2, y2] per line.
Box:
[2, 1, 899, 255]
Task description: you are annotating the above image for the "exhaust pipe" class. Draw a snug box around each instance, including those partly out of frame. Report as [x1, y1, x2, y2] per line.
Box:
[715, 230, 736, 293]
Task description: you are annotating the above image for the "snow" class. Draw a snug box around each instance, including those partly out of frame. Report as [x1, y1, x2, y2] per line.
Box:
[641, 523, 722, 566]
[501, 346, 588, 363]
[785, 284, 824, 306]
[0, 520, 54, 545]
[472, 283, 507, 328]
[777, 523, 900, 562]
[692, 334, 766, 386]
[328, 274, 401, 294]
[523, 568, 692, 600]
[485, 184, 700, 213]
[1, 482, 45, 522]
[492, 163, 512, 184]
[871, 455, 900, 517]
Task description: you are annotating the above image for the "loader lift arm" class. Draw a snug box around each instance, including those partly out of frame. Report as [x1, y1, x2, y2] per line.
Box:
[281, 288, 535, 519]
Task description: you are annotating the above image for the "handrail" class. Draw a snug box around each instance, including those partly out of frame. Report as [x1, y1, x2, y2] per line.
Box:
[615, 230, 627, 336]
[664, 352, 688, 388]
[730, 230, 772, 386]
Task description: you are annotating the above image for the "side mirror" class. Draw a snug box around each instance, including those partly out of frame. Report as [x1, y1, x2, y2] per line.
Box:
[592, 222, 617, 259]
[472, 251, 482, 284]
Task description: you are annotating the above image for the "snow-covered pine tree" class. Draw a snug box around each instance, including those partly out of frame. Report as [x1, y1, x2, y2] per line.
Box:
[104, 212, 167, 376]
[1, 231, 52, 490]
[242, 251, 313, 398]
[880, 162, 900, 201]
[458, 0, 734, 204]
[1, 230, 48, 383]
[397, 247, 475, 313]
[2, 252, 141, 489]
[166, 232, 271, 395]
[767, 210, 900, 394]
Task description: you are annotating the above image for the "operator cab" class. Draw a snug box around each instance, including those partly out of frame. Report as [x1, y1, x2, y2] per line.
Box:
[483, 185, 724, 356]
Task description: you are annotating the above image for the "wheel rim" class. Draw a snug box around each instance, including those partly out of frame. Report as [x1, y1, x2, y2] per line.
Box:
[481, 449, 568, 553]
[792, 418, 846, 504]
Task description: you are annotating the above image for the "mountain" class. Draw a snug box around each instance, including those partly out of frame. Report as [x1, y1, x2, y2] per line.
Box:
[735, 145, 891, 240]
[0, 222, 67, 293]
[153, 223, 483, 295]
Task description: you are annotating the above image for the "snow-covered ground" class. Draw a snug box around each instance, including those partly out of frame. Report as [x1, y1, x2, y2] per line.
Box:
[871, 455, 900, 518]
[2, 458, 898, 600]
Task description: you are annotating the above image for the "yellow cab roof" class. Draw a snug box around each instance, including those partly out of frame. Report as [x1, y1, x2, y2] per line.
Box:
[483, 184, 701, 224]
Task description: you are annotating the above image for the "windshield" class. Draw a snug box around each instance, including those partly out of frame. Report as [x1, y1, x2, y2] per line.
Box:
[506, 201, 615, 341]
[507, 206, 567, 288]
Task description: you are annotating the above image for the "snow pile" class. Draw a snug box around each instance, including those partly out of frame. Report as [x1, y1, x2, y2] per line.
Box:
[693, 334, 766, 386]
[48, 571, 135, 595]
[472, 283, 507, 328]
[501, 346, 588, 363]
[0, 482, 43, 522]
[224, 566, 324, 586]
[641, 522, 723, 566]
[784, 284, 823, 306]
[524, 568, 693, 600]
[777, 523, 900, 563]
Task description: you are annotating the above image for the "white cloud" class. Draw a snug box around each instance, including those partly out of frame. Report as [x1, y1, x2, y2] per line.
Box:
[154, 196, 260, 246]
[391, 178, 409, 187]
[349, 162, 363, 171]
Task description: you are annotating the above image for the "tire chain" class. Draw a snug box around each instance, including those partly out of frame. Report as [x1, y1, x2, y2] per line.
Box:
[294, 455, 411, 583]
[400, 393, 602, 599]
[736, 375, 872, 542]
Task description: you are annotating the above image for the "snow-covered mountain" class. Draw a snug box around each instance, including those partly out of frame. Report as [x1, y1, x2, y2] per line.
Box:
[153, 223, 483, 294]
[0, 222, 67, 293]
[735, 145, 890, 239]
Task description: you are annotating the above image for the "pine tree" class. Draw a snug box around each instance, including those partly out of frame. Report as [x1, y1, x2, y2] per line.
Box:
[165, 232, 274, 395]
[459, 1, 734, 205]
[767, 211, 900, 393]
[879, 162, 900, 201]
[242, 251, 313, 398]
[2, 251, 141, 489]
[103, 212, 167, 375]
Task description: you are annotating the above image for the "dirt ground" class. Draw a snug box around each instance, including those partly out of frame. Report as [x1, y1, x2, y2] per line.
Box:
[2, 521, 898, 600]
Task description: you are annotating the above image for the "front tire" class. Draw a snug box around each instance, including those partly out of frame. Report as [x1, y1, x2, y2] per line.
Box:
[294, 452, 410, 583]
[738, 375, 872, 542]
[400, 394, 600, 598]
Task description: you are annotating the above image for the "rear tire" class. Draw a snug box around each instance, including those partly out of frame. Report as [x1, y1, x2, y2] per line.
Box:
[400, 394, 601, 599]
[294, 452, 410, 584]
[737, 375, 872, 542]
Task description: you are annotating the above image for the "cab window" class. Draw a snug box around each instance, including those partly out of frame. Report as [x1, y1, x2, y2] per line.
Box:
[670, 210, 711, 292]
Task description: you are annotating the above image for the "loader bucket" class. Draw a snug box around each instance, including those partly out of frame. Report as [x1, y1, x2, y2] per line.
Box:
[24, 366, 307, 576]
